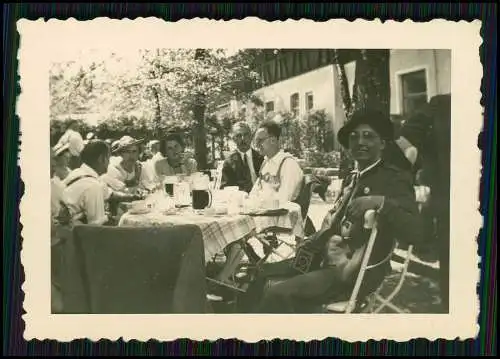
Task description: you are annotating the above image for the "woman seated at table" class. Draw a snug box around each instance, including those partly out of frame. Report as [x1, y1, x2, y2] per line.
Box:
[52, 142, 72, 182]
[102, 136, 150, 194]
[153, 133, 198, 179]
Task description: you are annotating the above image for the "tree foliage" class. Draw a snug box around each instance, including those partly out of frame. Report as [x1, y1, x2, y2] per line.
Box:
[49, 48, 263, 167]
[333, 49, 391, 178]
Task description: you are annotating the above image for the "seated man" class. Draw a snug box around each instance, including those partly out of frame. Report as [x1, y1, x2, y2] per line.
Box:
[220, 122, 264, 193]
[237, 110, 422, 313]
[249, 120, 304, 203]
[62, 140, 114, 225]
[62, 140, 141, 225]
[213, 120, 304, 287]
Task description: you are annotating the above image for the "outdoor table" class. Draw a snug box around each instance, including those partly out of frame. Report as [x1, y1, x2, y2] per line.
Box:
[118, 201, 304, 263]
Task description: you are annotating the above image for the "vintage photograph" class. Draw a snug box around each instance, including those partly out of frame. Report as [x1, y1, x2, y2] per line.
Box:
[49, 48, 451, 315]
[19, 18, 481, 342]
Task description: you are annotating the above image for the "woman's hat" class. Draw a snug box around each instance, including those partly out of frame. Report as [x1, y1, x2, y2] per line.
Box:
[112, 136, 144, 154]
[53, 142, 70, 157]
[337, 110, 395, 148]
[147, 140, 160, 148]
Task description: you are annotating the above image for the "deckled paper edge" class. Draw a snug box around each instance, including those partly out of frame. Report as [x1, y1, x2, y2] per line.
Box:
[17, 17, 483, 342]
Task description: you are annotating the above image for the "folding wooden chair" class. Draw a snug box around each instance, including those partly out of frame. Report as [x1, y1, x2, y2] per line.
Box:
[322, 209, 386, 313]
[365, 243, 414, 313]
[323, 212, 415, 314]
[251, 174, 316, 265]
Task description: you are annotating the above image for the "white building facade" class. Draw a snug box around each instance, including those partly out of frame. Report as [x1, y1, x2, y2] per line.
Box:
[217, 49, 451, 151]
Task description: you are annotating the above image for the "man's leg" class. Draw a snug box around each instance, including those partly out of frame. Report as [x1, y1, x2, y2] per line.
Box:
[216, 242, 246, 283]
[257, 266, 344, 313]
[237, 258, 297, 313]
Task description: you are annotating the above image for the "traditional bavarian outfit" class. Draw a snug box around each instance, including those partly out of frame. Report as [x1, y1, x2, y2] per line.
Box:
[62, 163, 111, 225]
[250, 150, 304, 203]
[238, 111, 422, 314]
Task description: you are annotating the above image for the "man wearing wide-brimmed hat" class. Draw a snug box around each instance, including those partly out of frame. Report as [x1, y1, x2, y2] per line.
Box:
[103, 135, 148, 192]
[239, 109, 423, 314]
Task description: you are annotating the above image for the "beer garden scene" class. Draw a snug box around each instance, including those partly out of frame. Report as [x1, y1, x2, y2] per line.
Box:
[50, 49, 447, 314]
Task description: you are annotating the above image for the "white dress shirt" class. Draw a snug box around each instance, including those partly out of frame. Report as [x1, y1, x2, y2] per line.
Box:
[62, 164, 110, 225]
[237, 149, 257, 184]
[250, 150, 304, 202]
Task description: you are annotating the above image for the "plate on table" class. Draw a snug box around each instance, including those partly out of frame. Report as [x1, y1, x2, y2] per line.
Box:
[199, 207, 228, 217]
[127, 200, 152, 215]
[162, 207, 180, 216]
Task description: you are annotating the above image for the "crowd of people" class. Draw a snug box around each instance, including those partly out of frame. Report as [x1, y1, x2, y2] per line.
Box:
[51, 96, 450, 313]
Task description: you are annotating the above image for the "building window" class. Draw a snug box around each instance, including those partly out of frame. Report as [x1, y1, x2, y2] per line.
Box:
[290, 93, 300, 117]
[265, 101, 274, 113]
[305, 92, 314, 112]
[400, 69, 428, 115]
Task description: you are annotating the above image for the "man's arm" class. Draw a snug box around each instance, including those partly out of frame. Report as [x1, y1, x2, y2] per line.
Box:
[378, 169, 423, 246]
[219, 159, 234, 189]
[278, 159, 304, 202]
[101, 167, 127, 192]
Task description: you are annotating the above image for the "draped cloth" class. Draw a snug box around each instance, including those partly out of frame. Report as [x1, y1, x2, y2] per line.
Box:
[58, 224, 207, 314]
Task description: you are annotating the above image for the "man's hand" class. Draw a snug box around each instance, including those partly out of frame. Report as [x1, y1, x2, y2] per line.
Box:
[346, 196, 384, 219]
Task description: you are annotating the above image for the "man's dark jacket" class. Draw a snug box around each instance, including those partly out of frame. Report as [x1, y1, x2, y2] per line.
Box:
[220, 148, 264, 193]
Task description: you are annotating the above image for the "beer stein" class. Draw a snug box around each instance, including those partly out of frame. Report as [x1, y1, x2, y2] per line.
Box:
[191, 174, 212, 210]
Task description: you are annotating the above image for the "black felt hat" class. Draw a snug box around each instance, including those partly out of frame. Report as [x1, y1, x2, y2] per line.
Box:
[337, 109, 395, 148]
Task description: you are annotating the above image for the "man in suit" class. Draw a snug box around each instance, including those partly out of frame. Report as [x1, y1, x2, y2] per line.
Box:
[220, 122, 264, 193]
[207, 122, 264, 294]
[237, 110, 422, 313]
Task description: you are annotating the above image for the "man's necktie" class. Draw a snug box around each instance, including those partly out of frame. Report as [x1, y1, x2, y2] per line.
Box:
[242, 153, 252, 184]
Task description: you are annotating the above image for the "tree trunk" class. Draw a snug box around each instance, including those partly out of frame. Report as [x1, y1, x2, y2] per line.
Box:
[333, 50, 353, 117]
[333, 50, 355, 178]
[335, 49, 391, 178]
[192, 97, 208, 170]
[152, 86, 162, 138]
[352, 49, 390, 117]
[192, 49, 209, 170]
